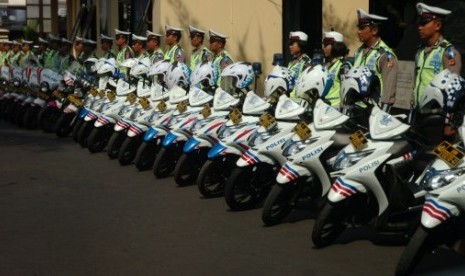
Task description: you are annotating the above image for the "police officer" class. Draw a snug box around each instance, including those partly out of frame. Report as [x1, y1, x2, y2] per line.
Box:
[81, 39, 98, 61]
[74, 36, 84, 63]
[58, 38, 76, 73]
[288, 31, 311, 97]
[44, 34, 61, 72]
[9, 40, 22, 66]
[209, 29, 233, 73]
[354, 9, 398, 112]
[115, 29, 134, 77]
[1, 40, 12, 66]
[132, 34, 149, 58]
[100, 34, 116, 59]
[188, 25, 211, 70]
[322, 31, 351, 107]
[19, 39, 35, 67]
[414, 3, 462, 140]
[164, 25, 186, 63]
[35, 37, 49, 66]
[146, 31, 164, 64]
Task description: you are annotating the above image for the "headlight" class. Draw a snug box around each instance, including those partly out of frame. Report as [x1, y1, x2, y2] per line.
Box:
[248, 129, 278, 147]
[420, 166, 465, 191]
[217, 123, 249, 141]
[282, 140, 308, 157]
[332, 149, 374, 171]
[191, 120, 205, 132]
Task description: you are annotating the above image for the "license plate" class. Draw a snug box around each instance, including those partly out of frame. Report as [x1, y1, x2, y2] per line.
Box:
[126, 92, 137, 104]
[433, 141, 464, 168]
[229, 108, 242, 125]
[90, 88, 98, 97]
[176, 100, 187, 113]
[157, 100, 167, 112]
[106, 91, 116, 101]
[200, 104, 211, 118]
[259, 113, 277, 130]
[53, 90, 64, 99]
[139, 97, 150, 109]
[294, 121, 311, 140]
[349, 129, 368, 150]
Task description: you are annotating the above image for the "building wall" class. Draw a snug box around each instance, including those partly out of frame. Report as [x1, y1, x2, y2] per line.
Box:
[322, 0, 368, 57]
[153, 0, 283, 91]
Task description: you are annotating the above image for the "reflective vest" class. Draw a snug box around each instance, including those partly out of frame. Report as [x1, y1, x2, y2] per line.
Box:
[103, 50, 116, 59]
[353, 40, 394, 96]
[288, 53, 310, 98]
[116, 45, 134, 67]
[212, 50, 233, 86]
[164, 44, 181, 63]
[323, 58, 349, 107]
[413, 40, 452, 106]
[190, 47, 211, 70]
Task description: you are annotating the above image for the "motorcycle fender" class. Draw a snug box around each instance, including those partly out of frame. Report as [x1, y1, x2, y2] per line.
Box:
[127, 124, 147, 137]
[84, 112, 98, 121]
[236, 149, 273, 167]
[114, 120, 130, 131]
[208, 142, 227, 159]
[162, 132, 178, 147]
[94, 116, 113, 127]
[64, 104, 78, 113]
[276, 162, 310, 184]
[183, 137, 201, 153]
[421, 197, 459, 229]
[327, 177, 367, 203]
[144, 128, 159, 142]
[79, 108, 89, 119]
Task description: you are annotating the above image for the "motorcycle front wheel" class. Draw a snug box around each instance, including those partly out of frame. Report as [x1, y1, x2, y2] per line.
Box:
[77, 119, 95, 147]
[173, 149, 208, 187]
[224, 164, 276, 211]
[134, 139, 160, 171]
[87, 124, 113, 153]
[23, 105, 41, 129]
[261, 182, 302, 226]
[38, 106, 60, 132]
[118, 136, 143, 166]
[55, 112, 76, 137]
[107, 130, 126, 159]
[197, 156, 237, 198]
[395, 226, 436, 276]
[153, 145, 179, 178]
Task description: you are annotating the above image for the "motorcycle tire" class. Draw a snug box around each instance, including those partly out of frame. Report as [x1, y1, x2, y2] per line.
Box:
[311, 200, 351, 248]
[173, 149, 208, 187]
[395, 226, 435, 276]
[23, 105, 40, 129]
[153, 146, 178, 178]
[5, 100, 18, 122]
[72, 118, 85, 142]
[261, 182, 302, 226]
[197, 156, 236, 198]
[13, 103, 27, 127]
[134, 140, 159, 171]
[224, 164, 275, 211]
[118, 136, 142, 166]
[0, 98, 9, 119]
[38, 106, 59, 133]
[77, 120, 95, 147]
[55, 112, 76, 137]
[87, 124, 113, 153]
[107, 130, 126, 159]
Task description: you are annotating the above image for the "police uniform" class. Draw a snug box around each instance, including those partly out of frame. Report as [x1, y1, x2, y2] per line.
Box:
[1, 41, 12, 66]
[353, 9, 398, 110]
[146, 31, 164, 64]
[9, 40, 23, 66]
[44, 34, 61, 72]
[164, 25, 186, 63]
[188, 25, 212, 70]
[100, 34, 116, 59]
[209, 29, 233, 71]
[115, 29, 134, 77]
[18, 40, 35, 68]
[321, 31, 351, 107]
[58, 38, 76, 73]
[413, 3, 462, 108]
[288, 31, 311, 98]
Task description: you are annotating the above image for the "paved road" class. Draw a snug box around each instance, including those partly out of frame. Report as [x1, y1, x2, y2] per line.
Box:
[0, 121, 464, 275]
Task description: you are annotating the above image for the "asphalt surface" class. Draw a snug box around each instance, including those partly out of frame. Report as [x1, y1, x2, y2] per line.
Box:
[1, 120, 464, 275]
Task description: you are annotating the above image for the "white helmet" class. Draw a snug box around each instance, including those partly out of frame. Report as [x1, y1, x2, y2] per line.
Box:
[84, 58, 99, 73]
[264, 65, 295, 98]
[190, 62, 219, 87]
[340, 66, 379, 107]
[418, 69, 465, 114]
[130, 57, 151, 78]
[148, 60, 171, 83]
[166, 61, 191, 89]
[220, 62, 254, 90]
[295, 64, 327, 99]
[97, 58, 117, 75]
